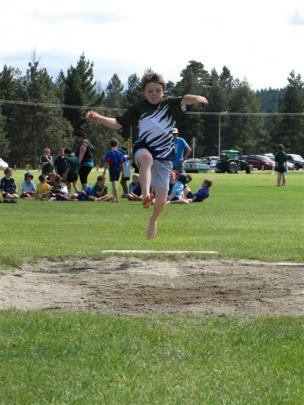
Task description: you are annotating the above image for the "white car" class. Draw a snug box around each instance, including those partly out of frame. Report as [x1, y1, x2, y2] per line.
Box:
[0, 158, 8, 170]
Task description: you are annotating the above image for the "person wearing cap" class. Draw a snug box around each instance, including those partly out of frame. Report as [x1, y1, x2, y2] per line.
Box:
[20, 172, 36, 198]
[172, 128, 192, 173]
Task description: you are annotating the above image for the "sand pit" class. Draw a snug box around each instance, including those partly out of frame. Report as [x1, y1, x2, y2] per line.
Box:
[0, 257, 304, 316]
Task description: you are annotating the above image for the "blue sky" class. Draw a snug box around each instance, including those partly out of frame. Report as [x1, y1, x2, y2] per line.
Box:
[1, 0, 304, 90]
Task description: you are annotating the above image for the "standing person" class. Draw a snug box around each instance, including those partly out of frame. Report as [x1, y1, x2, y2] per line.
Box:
[54, 147, 68, 177]
[85, 71, 208, 239]
[103, 139, 124, 203]
[39, 148, 54, 177]
[74, 129, 95, 190]
[275, 144, 288, 187]
[62, 147, 79, 193]
[119, 146, 131, 197]
[172, 128, 192, 173]
[0, 167, 18, 202]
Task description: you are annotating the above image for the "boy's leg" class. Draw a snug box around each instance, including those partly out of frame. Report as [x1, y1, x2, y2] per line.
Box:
[147, 188, 168, 239]
[120, 178, 128, 195]
[112, 180, 119, 202]
[146, 159, 172, 239]
[134, 149, 153, 199]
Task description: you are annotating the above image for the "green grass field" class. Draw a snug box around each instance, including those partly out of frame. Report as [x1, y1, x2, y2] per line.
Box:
[0, 169, 303, 264]
[1, 169, 304, 404]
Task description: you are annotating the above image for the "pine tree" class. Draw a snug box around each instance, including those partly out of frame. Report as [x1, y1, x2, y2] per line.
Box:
[63, 54, 102, 129]
[125, 73, 142, 106]
[174, 61, 210, 156]
[274, 71, 304, 154]
[227, 80, 268, 153]
[105, 74, 124, 107]
[8, 56, 73, 167]
[0, 112, 9, 159]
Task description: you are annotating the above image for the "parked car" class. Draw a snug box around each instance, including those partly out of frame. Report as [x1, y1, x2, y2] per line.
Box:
[203, 156, 219, 170]
[184, 158, 209, 173]
[0, 158, 8, 170]
[287, 154, 304, 170]
[244, 155, 275, 170]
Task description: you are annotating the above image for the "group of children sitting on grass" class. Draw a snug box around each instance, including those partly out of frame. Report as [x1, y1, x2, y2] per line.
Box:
[0, 166, 212, 205]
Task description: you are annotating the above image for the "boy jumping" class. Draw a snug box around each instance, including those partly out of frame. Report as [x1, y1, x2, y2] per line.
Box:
[86, 71, 208, 239]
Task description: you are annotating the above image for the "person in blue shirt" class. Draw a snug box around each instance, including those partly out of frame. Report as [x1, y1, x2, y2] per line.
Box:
[167, 173, 190, 204]
[189, 179, 212, 203]
[20, 172, 36, 198]
[103, 139, 125, 203]
[172, 128, 192, 173]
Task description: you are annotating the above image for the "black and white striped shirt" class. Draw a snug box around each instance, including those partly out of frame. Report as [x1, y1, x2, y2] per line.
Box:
[116, 97, 185, 160]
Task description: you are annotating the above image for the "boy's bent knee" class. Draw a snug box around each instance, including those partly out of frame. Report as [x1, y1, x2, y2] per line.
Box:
[134, 149, 153, 166]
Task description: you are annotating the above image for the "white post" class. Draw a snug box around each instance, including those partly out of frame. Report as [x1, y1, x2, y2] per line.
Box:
[192, 137, 196, 158]
[218, 114, 221, 157]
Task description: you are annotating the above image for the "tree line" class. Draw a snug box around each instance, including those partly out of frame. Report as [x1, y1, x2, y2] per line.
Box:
[1, 53, 304, 167]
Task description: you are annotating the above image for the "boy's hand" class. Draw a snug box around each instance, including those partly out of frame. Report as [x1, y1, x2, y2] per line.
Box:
[85, 111, 100, 121]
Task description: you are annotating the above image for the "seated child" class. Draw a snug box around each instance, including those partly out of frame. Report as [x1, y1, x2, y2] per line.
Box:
[36, 174, 51, 200]
[167, 173, 189, 204]
[49, 174, 69, 200]
[127, 173, 142, 201]
[189, 179, 212, 203]
[20, 172, 36, 198]
[0, 167, 18, 202]
[70, 186, 95, 201]
[92, 175, 112, 201]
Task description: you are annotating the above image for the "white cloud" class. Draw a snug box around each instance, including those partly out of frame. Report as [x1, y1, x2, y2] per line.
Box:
[1, 0, 304, 89]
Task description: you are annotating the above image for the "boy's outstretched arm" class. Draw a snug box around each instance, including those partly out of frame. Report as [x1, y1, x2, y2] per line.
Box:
[181, 95, 208, 105]
[85, 111, 122, 129]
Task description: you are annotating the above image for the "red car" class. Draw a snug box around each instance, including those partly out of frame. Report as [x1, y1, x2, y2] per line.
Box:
[244, 155, 275, 170]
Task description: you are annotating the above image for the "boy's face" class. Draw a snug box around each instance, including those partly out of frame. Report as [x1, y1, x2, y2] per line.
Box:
[6, 169, 13, 177]
[98, 178, 105, 185]
[143, 82, 164, 105]
[132, 176, 139, 183]
[169, 171, 176, 183]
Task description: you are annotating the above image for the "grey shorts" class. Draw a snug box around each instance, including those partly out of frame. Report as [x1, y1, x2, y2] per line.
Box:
[134, 151, 173, 191]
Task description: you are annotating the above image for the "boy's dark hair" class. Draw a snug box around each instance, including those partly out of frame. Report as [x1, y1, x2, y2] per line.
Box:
[177, 173, 188, 185]
[96, 175, 105, 181]
[141, 71, 166, 91]
[74, 129, 86, 138]
[278, 144, 284, 151]
[204, 179, 213, 188]
[64, 147, 72, 155]
[4, 167, 12, 175]
[38, 174, 46, 182]
[110, 138, 118, 147]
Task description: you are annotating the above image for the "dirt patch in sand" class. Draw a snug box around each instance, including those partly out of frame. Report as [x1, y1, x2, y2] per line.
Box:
[0, 257, 304, 316]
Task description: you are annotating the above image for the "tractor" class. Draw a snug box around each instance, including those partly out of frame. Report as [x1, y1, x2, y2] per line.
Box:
[215, 149, 252, 174]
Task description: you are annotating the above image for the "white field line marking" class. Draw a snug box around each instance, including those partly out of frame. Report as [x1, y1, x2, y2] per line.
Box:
[101, 250, 219, 254]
